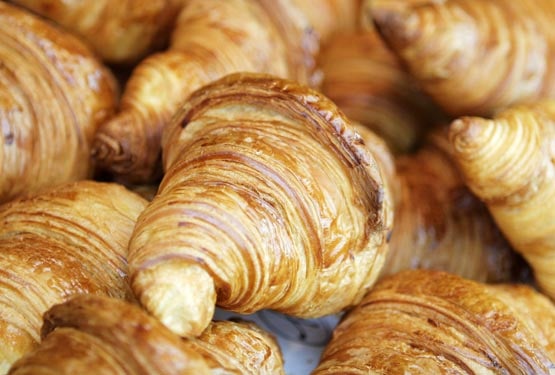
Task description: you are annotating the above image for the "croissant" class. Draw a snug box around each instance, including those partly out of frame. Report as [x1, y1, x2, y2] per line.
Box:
[128, 73, 392, 338]
[319, 30, 443, 153]
[313, 269, 555, 374]
[367, 0, 555, 117]
[291, 0, 362, 42]
[92, 0, 319, 183]
[0, 181, 147, 373]
[381, 128, 527, 283]
[9, 295, 284, 374]
[0, 2, 117, 204]
[449, 100, 555, 299]
[8, 0, 187, 64]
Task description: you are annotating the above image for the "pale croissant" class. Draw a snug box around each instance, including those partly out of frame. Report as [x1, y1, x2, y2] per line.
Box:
[0, 2, 117, 204]
[128, 73, 393, 337]
[368, 0, 555, 117]
[450, 100, 555, 299]
[0, 181, 147, 373]
[313, 269, 555, 374]
[9, 295, 284, 374]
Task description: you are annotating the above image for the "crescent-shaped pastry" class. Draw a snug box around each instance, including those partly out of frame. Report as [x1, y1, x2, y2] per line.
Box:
[367, 0, 555, 117]
[0, 181, 147, 373]
[92, 0, 318, 183]
[449, 100, 555, 299]
[313, 269, 555, 374]
[0, 2, 117, 204]
[9, 0, 187, 64]
[8, 295, 284, 374]
[383, 128, 526, 283]
[128, 73, 393, 337]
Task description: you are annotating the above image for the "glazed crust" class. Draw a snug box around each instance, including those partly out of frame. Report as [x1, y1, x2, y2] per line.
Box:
[319, 31, 442, 153]
[383, 129, 525, 283]
[9, 0, 186, 64]
[9, 296, 284, 375]
[9, 295, 211, 375]
[313, 270, 555, 374]
[184, 320, 284, 374]
[449, 100, 555, 298]
[91, 0, 318, 183]
[128, 73, 392, 337]
[0, 181, 147, 372]
[0, 2, 117, 204]
[368, 0, 555, 117]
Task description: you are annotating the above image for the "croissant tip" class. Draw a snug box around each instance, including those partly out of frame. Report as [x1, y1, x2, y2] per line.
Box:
[370, 1, 421, 48]
[131, 261, 216, 338]
[449, 117, 489, 158]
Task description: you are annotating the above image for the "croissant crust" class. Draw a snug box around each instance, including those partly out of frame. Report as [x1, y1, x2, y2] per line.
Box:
[313, 270, 555, 374]
[129, 73, 392, 337]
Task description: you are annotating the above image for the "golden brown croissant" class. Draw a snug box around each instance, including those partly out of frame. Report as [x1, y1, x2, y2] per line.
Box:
[367, 0, 555, 117]
[9, 295, 284, 374]
[128, 73, 393, 338]
[92, 0, 319, 183]
[0, 181, 147, 373]
[381, 128, 526, 283]
[449, 100, 555, 299]
[8, 0, 187, 64]
[0, 2, 117, 204]
[319, 30, 443, 153]
[313, 269, 555, 374]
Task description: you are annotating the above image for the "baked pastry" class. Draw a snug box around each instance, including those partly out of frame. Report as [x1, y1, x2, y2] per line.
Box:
[9, 295, 284, 374]
[0, 181, 147, 373]
[92, 0, 319, 183]
[8, 0, 187, 64]
[319, 31, 443, 153]
[0, 2, 117, 204]
[128, 73, 393, 337]
[313, 269, 555, 374]
[368, 0, 555, 117]
[450, 100, 555, 298]
[382, 128, 525, 283]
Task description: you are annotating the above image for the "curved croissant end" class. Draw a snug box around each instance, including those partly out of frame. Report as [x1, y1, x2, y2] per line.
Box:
[0, 2, 117, 204]
[313, 270, 555, 374]
[92, 0, 316, 184]
[9, 295, 284, 374]
[129, 73, 392, 337]
[368, 0, 555, 117]
[381, 128, 525, 284]
[185, 320, 284, 374]
[9, 0, 186, 64]
[9, 295, 211, 375]
[0, 181, 147, 373]
[449, 100, 555, 298]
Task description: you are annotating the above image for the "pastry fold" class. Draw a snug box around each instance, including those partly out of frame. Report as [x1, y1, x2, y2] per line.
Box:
[9, 0, 187, 64]
[368, 0, 555, 116]
[450, 100, 555, 298]
[313, 269, 555, 374]
[128, 73, 392, 337]
[92, 0, 319, 183]
[319, 31, 442, 153]
[383, 128, 525, 283]
[9, 295, 284, 375]
[0, 2, 117, 204]
[0, 181, 147, 373]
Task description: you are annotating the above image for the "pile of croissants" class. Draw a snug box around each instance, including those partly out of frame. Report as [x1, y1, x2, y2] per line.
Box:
[2, 0, 555, 373]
